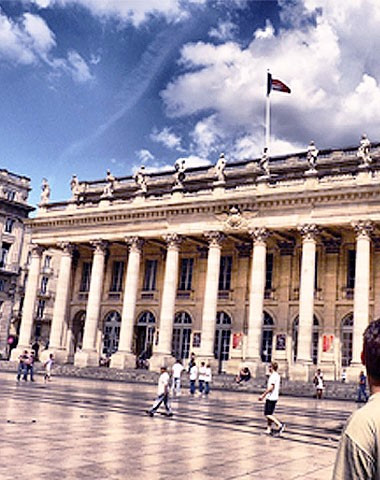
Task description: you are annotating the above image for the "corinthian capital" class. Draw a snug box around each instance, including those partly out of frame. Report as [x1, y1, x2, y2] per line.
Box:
[163, 233, 182, 250]
[90, 239, 108, 254]
[248, 227, 270, 244]
[204, 231, 225, 247]
[57, 242, 75, 255]
[126, 236, 144, 253]
[30, 243, 45, 257]
[298, 224, 319, 241]
[353, 220, 373, 240]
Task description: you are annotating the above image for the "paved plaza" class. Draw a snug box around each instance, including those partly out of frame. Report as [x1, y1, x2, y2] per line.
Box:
[0, 371, 358, 480]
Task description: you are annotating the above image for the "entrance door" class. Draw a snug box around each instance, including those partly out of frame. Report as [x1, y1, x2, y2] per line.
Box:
[102, 311, 121, 356]
[172, 311, 192, 360]
[135, 311, 156, 358]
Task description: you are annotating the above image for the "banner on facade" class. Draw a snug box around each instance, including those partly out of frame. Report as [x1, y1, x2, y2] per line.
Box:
[232, 332, 243, 349]
[192, 332, 201, 348]
[323, 334, 334, 352]
[276, 334, 286, 351]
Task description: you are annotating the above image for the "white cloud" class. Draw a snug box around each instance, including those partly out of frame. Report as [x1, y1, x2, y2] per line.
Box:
[151, 127, 184, 151]
[209, 20, 238, 41]
[137, 149, 155, 164]
[161, 0, 380, 158]
[0, 9, 93, 83]
[33, 0, 207, 26]
[175, 154, 211, 169]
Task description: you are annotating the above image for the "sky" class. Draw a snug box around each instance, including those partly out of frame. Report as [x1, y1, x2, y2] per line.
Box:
[1, 0, 380, 208]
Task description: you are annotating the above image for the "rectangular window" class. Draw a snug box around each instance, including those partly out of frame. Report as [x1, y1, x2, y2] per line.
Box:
[6, 190, 16, 201]
[0, 242, 11, 268]
[40, 276, 49, 294]
[110, 261, 125, 292]
[36, 299, 45, 319]
[43, 255, 52, 269]
[265, 253, 274, 290]
[179, 258, 194, 291]
[4, 218, 15, 233]
[219, 255, 232, 291]
[80, 262, 92, 292]
[143, 259, 158, 291]
[347, 250, 356, 289]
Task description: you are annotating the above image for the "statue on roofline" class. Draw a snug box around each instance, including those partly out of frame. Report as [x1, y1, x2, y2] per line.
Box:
[70, 174, 81, 201]
[357, 133, 372, 168]
[215, 153, 227, 183]
[306, 140, 318, 171]
[259, 147, 270, 176]
[134, 165, 148, 194]
[101, 169, 115, 199]
[173, 159, 186, 189]
[40, 178, 50, 205]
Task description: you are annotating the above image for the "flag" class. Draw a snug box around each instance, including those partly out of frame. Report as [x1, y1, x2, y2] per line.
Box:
[267, 72, 291, 95]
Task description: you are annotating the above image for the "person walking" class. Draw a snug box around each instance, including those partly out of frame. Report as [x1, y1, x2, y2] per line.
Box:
[258, 361, 285, 435]
[198, 361, 207, 395]
[332, 318, 380, 479]
[313, 368, 324, 399]
[147, 366, 173, 417]
[26, 350, 35, 382]
[204, 363, 212, 396]
[171, 359, 184, 396]
[356, 370, 368, 403]
[189, 361, 198, 395]
[16, 350, 29, 381]
[44, 353, 54, 383]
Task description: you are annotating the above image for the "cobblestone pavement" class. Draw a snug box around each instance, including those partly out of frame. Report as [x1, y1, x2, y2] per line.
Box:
[0, 371, 358, 480]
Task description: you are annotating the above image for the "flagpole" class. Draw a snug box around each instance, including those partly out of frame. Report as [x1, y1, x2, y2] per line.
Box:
[265, 70, 271, 155]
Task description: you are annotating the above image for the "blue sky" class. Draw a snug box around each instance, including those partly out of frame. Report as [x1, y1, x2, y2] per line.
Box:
[1, 0, 380, 208]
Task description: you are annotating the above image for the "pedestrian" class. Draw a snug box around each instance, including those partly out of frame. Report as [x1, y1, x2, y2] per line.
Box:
[189, 361, 198, 395]
[16, 350, 28, 381]
[313, 368, 324, 399]
[236, 366, 251, 384]
[258, 361, 285, 435]
[26, 350, 35, 381]
[356, 370, 368, 403]
[198, 361, 207, 395]
[188, 352, 196, 372]
[341, 368, 347, 383]
[204, 363, 212, 395]
[171, 358, 184, 396]
[44, 353, 54, 383]
[147, 366, 173, 417]
[332, 318, 380, 479]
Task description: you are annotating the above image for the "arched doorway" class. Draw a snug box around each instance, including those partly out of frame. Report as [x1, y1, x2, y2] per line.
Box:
[261, 312, 275, 363]
[292, 315, 320, 364]
[72, 310, 85, 353]
[102, 311, 121, 356]
[214, 311, 232, 373]
[341, 313, 353, 367]
[172, 311, 192, 360]
[135, 311, 156, 358]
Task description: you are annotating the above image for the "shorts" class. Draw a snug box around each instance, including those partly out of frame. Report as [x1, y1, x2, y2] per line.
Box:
[264, 399, 277, 416]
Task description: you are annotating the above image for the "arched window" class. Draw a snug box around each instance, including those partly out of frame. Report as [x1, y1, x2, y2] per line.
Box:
[261, 312, 274, 363]
[292, 315, 320, 364]
[214, 311, 232, 367]
[341, 313, 353, 367]
[72, 310, 85, 353]
[172, 311, 192, 360]
[102, 311, 121, 356]
[135, 311, 156, 358]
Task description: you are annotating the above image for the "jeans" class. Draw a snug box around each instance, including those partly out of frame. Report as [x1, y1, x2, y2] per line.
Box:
[149, 393, 172, 414]
[205, 382, 210, 395]
[357, 385, 368, 402]
[26, 364, 34, 381]
[16, 363, 26, 380]
[199, 380, 204, 393]
[190, 380, 196, 394]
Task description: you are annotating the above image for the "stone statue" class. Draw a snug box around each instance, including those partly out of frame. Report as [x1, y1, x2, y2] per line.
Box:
[70, 174, 81, 201]
[215, 153, 226, 183]
[306, 140, 318, 171]
[259, 147, 270, 176]
[101, 169, 115, 199]
[357, 133, 372, 167]
[134, 166, 148, 194]
[40, 178, 50, 205]
[173, 159, 186, 189]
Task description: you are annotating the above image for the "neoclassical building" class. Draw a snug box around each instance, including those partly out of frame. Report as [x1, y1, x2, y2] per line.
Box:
[11, 138, 380, 380]
[0, 169, 33, 357]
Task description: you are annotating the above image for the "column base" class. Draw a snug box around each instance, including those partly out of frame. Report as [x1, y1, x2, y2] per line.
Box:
[74, 349, 99, 368]
[110, 351, 136, 369]
[149, 353, 175, 372]
[290, 361, 314, 382]
[39, 348, 69, 365]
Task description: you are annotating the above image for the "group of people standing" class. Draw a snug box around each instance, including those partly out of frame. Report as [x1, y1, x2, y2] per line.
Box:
[16, 350, 54, 384]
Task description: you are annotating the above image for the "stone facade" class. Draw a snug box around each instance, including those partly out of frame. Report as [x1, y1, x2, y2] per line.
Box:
[0, 169, 33, 357]
[12, 140, 380, 380]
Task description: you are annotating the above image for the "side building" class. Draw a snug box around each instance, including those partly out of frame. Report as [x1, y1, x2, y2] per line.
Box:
[11, 139, 380, 381]
[0, 169, 33, 358]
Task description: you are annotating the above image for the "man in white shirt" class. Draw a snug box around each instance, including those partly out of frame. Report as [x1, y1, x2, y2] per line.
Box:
[189, 362, 198, 395]
[258, 361, 285, 435]
[332, 319, 380, 479]
[147, 366, 173, 417]
[171, 359, 184, 396]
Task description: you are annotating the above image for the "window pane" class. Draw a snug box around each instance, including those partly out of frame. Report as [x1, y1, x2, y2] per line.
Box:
[110, 261, 124, 292]
[143, 260, 157, 291]
[219, 256, 232, 291]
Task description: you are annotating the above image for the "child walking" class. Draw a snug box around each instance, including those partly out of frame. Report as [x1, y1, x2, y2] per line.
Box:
[44, 353, 54, 383]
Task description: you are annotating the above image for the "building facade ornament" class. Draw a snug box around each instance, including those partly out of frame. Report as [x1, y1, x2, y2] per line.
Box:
[126, 236, 144, 253]
[353, 220, 373, 240]
[70, 174, 81, 201]
[90, 239, 108, 254]
[225, 206, 248, 230]
[30, 243, 45, 257]
[163, 233, 182, 250]
[357, 133, 372, 168]
[214, 153, 226, 183]
[57, 242, 75, 255]
[298, 224, 319, 241]
[101, 170, 115, 199]
[173, 159, 186, 190]
[40, 178, 50, 205]
[259, 147, 270, 176]
[204, 231, 225, 247]
[134, 166, 148, 194]
[249, 227, 270, 244]
[306, 140, 318, 172]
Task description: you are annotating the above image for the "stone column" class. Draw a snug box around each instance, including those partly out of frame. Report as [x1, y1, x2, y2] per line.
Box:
[43, 243, 74, 363]
[199, 231, 225, 360]
[10, 244, 44, 360]
[352, 221, 372, 368]
[246, 228, 269, 372]
[150, 234, 182, 369]
[111, 236, 144, 369]
[74, 240, 107, 367]
[295, 225, 318, 380]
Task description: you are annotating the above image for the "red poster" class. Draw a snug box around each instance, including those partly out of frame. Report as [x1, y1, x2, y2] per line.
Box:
[233, 333, 243, 349]
[323, 334, 334, 352]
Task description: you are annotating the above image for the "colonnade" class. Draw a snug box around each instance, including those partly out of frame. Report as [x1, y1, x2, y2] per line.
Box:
[12, 221, 373, 378]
